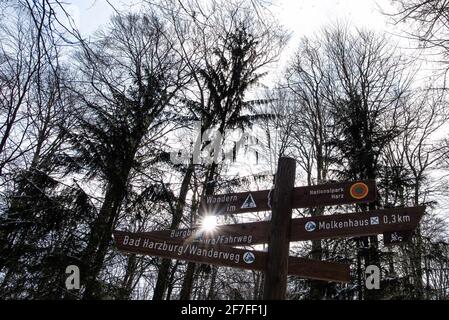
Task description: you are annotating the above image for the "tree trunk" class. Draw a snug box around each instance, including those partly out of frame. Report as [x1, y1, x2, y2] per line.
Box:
[179, 160, 218, 300]
[309, 145, 327, 299]
[309, 208, 326, 299]
[180, 262, 196, 300]
[153, 162, 195, 300]
[410, 183, 424, 298]
[166, 261, 180, 300]
[153, 259, 172, 300]
[206, 266, 218, 300]
[117, 254, 138, 299]
[364, 201, 381, 300]
[82, 181, 126, 299]
[357, 248, 363, 300]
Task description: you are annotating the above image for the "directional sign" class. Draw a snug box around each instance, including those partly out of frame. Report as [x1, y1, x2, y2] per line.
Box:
[199, 190, 271, 215]
[144, 206, 424, 246]
[112, 152, 426, 299]
[143, 221, 269, 246]
[113, 230, 350, 282]
[200, 180, 376, 215]
[290, 206, 424, 241]
[292, 180, 377, 209]
[383, 230, 414, 246]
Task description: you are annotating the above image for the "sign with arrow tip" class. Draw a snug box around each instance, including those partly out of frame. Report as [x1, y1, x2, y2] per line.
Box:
[113, 230, 350, 282]
[199, 180, 377, 215]
[141, 206, 424, 246]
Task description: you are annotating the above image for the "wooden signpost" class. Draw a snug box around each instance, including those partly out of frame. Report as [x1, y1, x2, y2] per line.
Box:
[263, 157, 296, 299]
[291, 180, 376, 209]
[113, 157, 426, 300]
[199, 189, 271, 215]
[383, 230, 414, 246]
[199, 179, 376, 215]
[139, 206, 424, 246]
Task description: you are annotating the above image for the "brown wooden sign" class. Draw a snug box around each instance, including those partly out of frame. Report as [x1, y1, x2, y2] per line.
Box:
[292, 180, 377, 209]
[290, 206, 424, 241]
[143, 206, 424, 245]
[383, 230, 414, 246]
[142, 221, 270, 246]
[113, 151, 425, 299]
[199, 189, 271, 215]
[113, 230, 350, 282]
[200, 180, 376, 215]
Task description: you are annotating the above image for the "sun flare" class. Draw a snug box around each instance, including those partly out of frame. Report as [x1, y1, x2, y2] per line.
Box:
[200, 215, 218, 232]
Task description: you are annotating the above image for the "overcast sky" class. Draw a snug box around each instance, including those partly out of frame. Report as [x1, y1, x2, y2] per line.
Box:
[63, 0, 412, 79]
[67, 0, 397, 38]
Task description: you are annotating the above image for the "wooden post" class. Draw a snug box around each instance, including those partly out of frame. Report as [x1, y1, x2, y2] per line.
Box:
[263, 157, 296, 299]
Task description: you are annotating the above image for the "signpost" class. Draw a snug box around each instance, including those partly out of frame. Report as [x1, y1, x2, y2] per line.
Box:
[383, 230, 414, 246]
[113, 230, 350, 282]
[291, 180, 377, 209]
[140, 206, 425, 246]
[199, 179, 377, 215]
[290, 206, 424, 242]
[113, 157, 426, 300]
[199, 189, 271, 215]
[263, 157, 296, 299]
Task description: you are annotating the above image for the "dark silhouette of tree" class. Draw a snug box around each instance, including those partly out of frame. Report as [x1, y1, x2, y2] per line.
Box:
[0, 0, 82, 299]
[151, 0, 287, 300]
[388, 0, 449, 76]
[324, 26, 411, 300]
[65, 12, 188, 299]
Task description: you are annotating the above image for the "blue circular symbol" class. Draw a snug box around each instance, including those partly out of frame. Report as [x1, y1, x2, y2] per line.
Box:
[243, 252, 255, 264]
[305, 221, 316, 232]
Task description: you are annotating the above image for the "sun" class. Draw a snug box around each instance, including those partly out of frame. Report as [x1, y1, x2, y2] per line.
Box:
[200, 215, 218, 232]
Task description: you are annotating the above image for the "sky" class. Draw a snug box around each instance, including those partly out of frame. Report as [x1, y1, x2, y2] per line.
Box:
[66, 0, 398, 40]
[62, 0, 410, 81]
[275, 0, 393, 35]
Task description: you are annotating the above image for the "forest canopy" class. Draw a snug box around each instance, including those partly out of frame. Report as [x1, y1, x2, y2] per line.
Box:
[0, 0, 449, 300]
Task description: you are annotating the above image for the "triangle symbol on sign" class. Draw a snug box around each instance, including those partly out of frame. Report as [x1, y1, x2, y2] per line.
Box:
[241, 193, 257, 209]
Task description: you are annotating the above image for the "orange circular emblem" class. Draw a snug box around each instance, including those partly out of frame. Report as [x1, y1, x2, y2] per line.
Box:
[350, 182, 369, 200]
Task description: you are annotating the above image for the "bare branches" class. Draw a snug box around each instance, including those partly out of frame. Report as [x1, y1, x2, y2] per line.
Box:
[0, 1, 68, 179]
[387, 1, 449, 74]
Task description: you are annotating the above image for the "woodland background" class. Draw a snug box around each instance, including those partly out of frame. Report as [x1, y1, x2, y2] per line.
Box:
[1, 0, 449, 300]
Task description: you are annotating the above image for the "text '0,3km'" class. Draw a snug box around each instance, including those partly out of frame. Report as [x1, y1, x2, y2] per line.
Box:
[141, 206, 424, 246]
[199, 180, 377, 215]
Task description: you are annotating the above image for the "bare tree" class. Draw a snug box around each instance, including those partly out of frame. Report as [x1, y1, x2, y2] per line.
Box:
[286, 35, 339, 299]
[148, 0, 288, 300]
[284, 25, 414, 300]
[382, 86, 449, 298]
[65, 12, 189, 299]
[387, 1, 449, 76]
[0, 3, 44, 178]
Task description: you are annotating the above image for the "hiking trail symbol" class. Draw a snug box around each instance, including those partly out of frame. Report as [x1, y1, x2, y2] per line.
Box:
[243, 252, 256, 264]
[241, 193, 257, 209]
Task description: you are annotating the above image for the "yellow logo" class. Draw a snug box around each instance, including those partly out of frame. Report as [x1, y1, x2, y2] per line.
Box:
[350, 182, 369, 200]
